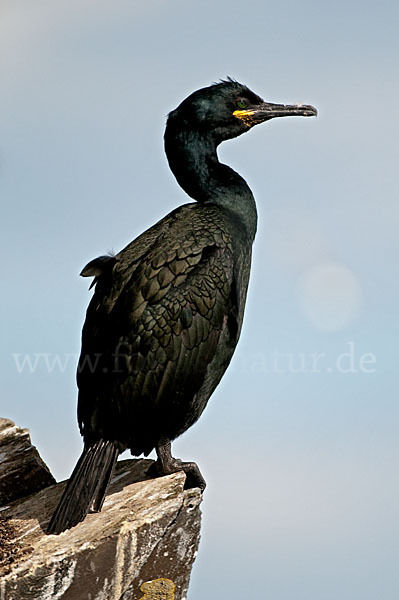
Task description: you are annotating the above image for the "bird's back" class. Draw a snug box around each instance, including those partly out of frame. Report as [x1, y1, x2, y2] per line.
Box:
[77, 201, 252, 455]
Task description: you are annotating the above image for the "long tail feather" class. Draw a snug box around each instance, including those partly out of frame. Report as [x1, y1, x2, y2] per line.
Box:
[47, 439, 119, 534]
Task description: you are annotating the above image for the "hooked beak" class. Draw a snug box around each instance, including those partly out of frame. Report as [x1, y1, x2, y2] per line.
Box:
[233, 102, 317, 127]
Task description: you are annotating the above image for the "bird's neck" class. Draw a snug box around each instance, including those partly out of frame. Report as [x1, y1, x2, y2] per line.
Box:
[164, 128, 257, 241]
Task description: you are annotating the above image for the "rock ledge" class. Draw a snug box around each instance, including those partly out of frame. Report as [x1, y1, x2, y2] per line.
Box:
[0, 420, 202, 600]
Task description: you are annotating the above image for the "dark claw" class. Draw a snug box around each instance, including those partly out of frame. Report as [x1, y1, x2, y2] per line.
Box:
[180, 461, 206, 491]
[146, 458, 206, 491]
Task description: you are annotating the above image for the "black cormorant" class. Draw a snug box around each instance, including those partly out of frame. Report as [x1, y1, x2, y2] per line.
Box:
[48, 79, 316, 534]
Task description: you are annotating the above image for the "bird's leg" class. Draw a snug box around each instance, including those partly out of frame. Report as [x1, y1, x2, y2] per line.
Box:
[147, 436, 206, 491]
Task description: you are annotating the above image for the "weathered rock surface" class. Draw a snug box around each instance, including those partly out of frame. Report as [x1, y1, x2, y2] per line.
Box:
[0, 423, 202, 600]
[0, 418, 55, 505]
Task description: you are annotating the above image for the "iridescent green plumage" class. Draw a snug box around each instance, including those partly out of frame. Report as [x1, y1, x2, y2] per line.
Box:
[47, 80, 316, 534]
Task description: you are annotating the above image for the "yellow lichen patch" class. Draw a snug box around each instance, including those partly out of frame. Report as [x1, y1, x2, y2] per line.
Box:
[233, 109, 256, 127]
[139, 578, 175, 600]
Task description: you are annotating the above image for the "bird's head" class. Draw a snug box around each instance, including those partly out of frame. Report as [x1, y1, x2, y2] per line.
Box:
[166, 78, 317, 144]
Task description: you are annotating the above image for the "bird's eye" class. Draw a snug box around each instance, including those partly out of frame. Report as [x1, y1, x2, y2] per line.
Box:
[235, 99, 248, 109]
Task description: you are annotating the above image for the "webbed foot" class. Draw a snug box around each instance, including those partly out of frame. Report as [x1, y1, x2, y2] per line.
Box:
[146, 437, 206, 491]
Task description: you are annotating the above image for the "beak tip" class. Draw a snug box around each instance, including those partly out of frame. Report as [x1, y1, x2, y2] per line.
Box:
[299, 104, 318, 117]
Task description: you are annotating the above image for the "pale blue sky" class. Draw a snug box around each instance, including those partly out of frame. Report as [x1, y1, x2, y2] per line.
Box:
[1, 1, 398, 598]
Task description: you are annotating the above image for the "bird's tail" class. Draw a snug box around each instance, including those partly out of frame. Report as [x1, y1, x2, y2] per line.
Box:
[47, 439, 119, 535]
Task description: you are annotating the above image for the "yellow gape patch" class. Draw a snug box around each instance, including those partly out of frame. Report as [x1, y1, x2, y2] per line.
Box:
[233, 109, 256, 127]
